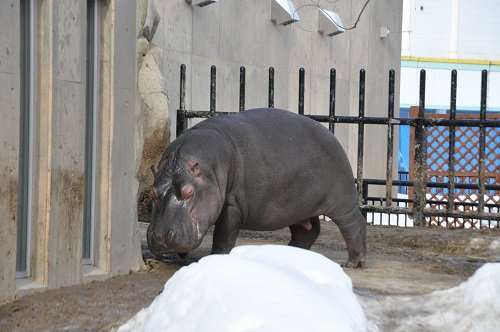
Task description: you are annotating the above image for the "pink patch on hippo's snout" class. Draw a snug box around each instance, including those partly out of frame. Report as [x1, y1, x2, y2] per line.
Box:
[190, 214, 204, 241]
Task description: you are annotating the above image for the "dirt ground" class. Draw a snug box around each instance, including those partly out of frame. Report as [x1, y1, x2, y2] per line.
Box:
[1, 222, 499, 331]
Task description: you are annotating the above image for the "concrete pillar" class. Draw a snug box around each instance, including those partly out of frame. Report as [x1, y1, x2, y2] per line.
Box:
[0, 0, 21, 303]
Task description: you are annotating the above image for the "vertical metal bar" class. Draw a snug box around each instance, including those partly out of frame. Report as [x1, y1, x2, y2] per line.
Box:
[298, 67, 305, 115]
[329, 68, 336, 133]
[268, 67, 274, 108]
[179, 64, 186, 111]
[448, 70, 457, 225]
[239, 66, 245, 112]
[210, 65, 216, 113]
[385, 69, 395, 207]
[176, 64, 187, 137]
[362, 181, 368, 219]
[357, 69, 366, 206]
[413, 69, 427, 226]
[477, 70, 487, 219]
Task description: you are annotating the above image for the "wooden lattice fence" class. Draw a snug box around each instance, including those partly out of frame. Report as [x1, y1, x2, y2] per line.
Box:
[409, 107, 500, 228]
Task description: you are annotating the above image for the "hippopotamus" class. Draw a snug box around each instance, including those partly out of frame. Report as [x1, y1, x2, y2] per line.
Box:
[147, 108, 366, 268]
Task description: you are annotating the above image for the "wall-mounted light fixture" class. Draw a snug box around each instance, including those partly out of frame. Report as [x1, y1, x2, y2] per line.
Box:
[318, 8, 344, 36]
[186, 0, 218, 7]
[380, 26, 390, 38]
[271, 0, 300, 26]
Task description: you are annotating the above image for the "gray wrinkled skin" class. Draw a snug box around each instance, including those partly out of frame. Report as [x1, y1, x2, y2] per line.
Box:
[147, 108, 366, 268]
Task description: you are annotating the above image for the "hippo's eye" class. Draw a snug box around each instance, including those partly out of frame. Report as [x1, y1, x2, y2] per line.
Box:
[180, 184, 194, 201]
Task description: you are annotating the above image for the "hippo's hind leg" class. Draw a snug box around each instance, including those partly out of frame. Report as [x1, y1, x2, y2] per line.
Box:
[327, 206, 366, 268]
[288, 216, 321, 250]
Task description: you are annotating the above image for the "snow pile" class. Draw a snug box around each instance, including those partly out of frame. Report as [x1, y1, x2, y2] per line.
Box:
[362, 263, 500, 332]
[118, 245, 367, 332]
[457, 263, 500, 331]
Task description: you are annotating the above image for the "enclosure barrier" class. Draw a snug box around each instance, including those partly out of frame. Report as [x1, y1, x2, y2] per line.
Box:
[176, 64, 500, 229]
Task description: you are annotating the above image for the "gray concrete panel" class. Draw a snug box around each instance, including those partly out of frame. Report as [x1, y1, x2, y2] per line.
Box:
[161, 0, 193, 54]
[55, 0, 85, 83]
[192, 3, 220, 58]
[0, 2, 20, 75]
[114, 0, 137, 90]
[47, 80, 86, 287]
[0, 72, 20, 302]
[110, 87, 143, 274]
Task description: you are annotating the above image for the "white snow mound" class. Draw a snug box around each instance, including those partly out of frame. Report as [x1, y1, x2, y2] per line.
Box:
[118, 245, 367, 332]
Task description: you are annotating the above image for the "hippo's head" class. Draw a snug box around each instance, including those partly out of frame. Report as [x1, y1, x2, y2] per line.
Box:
[147, 155, 224, 255]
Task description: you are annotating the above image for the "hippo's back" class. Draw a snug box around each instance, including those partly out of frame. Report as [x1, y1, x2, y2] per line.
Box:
[193, 108, 358, 228]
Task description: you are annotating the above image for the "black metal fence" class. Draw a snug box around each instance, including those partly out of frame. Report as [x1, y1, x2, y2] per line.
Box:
[176, 64, 500, 229]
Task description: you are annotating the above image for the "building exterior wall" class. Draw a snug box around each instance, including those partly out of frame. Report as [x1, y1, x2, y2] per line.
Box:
[157, 0, 403, 180]
[400, 0, 500, 111]
[0, 0, 143, 304]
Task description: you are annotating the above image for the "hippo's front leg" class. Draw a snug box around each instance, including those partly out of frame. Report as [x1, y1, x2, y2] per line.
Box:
[211, 197, 242, 254]
[328, 206, 367, 268]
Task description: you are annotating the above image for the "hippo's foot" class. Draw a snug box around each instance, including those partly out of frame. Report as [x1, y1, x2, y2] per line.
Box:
[341, 252, 366, 269]
[341, 260, 363, 269]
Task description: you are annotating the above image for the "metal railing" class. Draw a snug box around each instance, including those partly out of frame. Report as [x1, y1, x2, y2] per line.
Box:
[176, 64, 500, 229]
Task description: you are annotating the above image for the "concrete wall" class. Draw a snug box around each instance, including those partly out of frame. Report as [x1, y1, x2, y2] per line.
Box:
[156, 0, 402, 180]
[0, 0, 143, 304]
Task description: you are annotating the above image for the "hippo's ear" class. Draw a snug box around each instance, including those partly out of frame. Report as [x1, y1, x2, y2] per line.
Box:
[188, 161, 203, 178]
[150, 187, 159, 202]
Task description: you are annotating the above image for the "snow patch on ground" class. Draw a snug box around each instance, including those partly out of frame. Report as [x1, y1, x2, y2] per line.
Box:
[362, 263, 500, 332]
[118, 245, 366, 332]
[118, 245, 500, 332]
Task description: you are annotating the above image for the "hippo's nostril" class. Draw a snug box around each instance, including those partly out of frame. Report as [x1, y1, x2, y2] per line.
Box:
[147, 230, 163, 244]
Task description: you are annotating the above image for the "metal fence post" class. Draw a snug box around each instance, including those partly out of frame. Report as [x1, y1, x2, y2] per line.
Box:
[385, 69, 395, 207]
[357, 69, 366, 206]
[447, 70, 457, 225]
[329, 68, 336, 133]
[478, 70, 488, 216]
[413, 69, 427, 226]
[210, 65, 216, 114]
[176, 64, 187, 137]
[239, 66, 245, 112]
[298, 68, 305, 115]
[268, 67, 274, 108]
